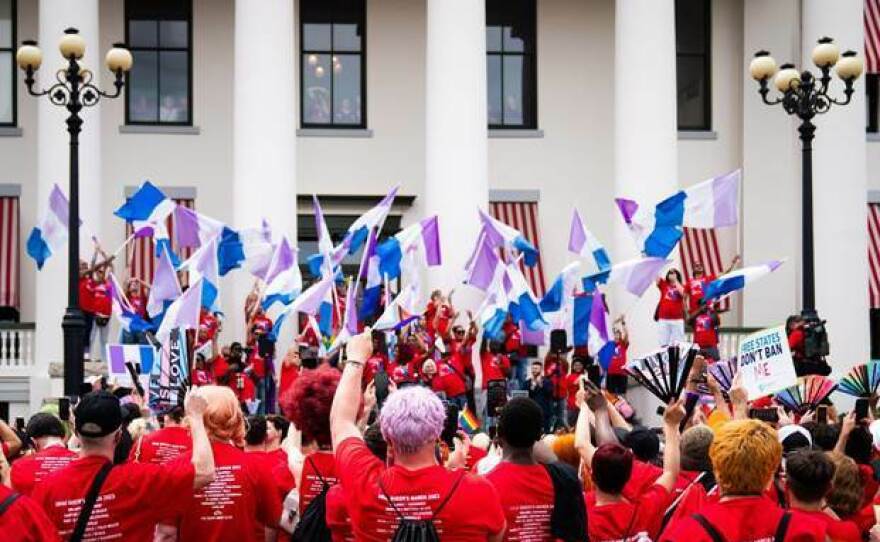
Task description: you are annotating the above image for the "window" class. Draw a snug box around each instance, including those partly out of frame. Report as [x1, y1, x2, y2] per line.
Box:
[0, 0, 15, 126]
[675, 0, 711, 131]
[486, 0, 536, 129]
[125, 0, 192, 125]
[300, 0, 366, 128]
[867, 74, 879, 133]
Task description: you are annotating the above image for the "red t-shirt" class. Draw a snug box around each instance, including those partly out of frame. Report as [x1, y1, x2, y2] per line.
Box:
[435, 305, 454, 339]
[10, 444, 77, 496]
[466, 447, 488, 472]
[435, 361, 467, 398]
[545, 360, 569, 400]
[481, 352, 510, 388]
[279, 361, 300, 398]
[790, 509, 861, 542]
[212, 355, 231, 382]
[587, 484, 672, 542]
[622, 460, 663, 500]
[335, 437, 506, 541]
[657, 279, 685, 320]
[251, 314, 273, 339]
[91, 278, 112, 317]
[326, 484, 355, 542]
[271, 459, 296, 503]
[685, 275, 715, 313]
[0, 483, 61, 542]
[608, 341, 628, 375]
[660, 496, 827, 542]
[174, 441, 282, 541]
[693, 312, 719, 348]
[32, 454, 195, 542]
[300, 451, 338, 516]
[79, 276, 95, 314]
[131, 425, 191, 465]
[129, 293, 147, 318]
[565, 371, 583, 410]
[485, 462, 555, 541]
[198, 309, 219, 346]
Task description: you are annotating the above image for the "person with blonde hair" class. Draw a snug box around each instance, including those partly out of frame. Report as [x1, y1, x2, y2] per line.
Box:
[661, 419, 826, 541]
[172, 385, 284, 540]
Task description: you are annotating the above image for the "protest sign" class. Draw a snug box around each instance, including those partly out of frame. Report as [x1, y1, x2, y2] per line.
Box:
[148, 327, 190, 412]
[737, 325, 798, 400]
[106, 343, 156, 394]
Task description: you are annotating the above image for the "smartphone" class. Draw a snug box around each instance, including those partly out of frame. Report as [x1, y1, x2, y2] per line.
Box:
[14, 416, 24, 432]
[749, 408, 780, 424]
[856, 398, 870, 420]
[817, 405, 828, 425]
[58, 397, 70, 422]
[374, 371, 390, 409]
[440, 402, 460, 448]
[586, 365, 602, 387]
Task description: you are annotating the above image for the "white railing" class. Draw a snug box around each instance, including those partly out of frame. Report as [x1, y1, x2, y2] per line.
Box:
[686, 327, 762, 360]
[0, 323, 35, 371]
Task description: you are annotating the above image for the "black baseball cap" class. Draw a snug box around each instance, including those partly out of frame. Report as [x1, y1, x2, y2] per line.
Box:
[74, 390, 124, 438]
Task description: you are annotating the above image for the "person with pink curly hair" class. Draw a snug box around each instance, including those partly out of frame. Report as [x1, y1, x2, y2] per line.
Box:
[331, 330, 506, 541]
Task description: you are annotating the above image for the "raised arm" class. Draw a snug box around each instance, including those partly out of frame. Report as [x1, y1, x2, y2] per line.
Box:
[655, 399, 685, 491]
[0, 419, 21, 458]
[185, 389, 216, 490]
[573, 381, 596, 466]
[331, 330, 373, 450]
[834, 412, 857, 456]
[728, 370, 749, 421]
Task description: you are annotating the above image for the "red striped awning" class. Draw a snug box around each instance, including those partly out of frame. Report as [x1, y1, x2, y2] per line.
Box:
[868, 203, 880, 308]
[678, 227, 730, 311]
[126, 199, 195, 284]
[489, 201, 546, 297]
[866, 0, 880, 74]
[0, 197, 19, 308]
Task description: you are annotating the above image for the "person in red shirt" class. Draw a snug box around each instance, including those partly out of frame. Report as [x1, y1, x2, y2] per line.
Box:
[0, 418, 23, 460]
[684, 257, 739, 313]
[0, 469, 61, 542]
[437, 356, 469, 408]
[544, 352, 569, 431]
[10, 413, 76, 496]
[330, 331, 507, 541]
[247, 306, 274, 347]
[79, 261, 96, 360]
[786, 449, 861, 542]
[656, 268, 686, 346]
[280, 365, 342, 520]
[564, 357, 586, 426]
[278, 344, 302, 399]
[690, 303, 721, 360]
[575, 382, 685, 542]
[32, 389, 215, 541]
[89, 265, 112, 361]
[130, 406, 191, 465]
[171, 385, 283, 541]
[363, 331, 389, 386]
[661, 419, 827, 542]
[486, 396, 587, 541]
[605, 317, 629, 394]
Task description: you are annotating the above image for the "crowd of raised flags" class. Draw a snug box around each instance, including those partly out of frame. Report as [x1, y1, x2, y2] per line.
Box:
[22, 169, 790, 391]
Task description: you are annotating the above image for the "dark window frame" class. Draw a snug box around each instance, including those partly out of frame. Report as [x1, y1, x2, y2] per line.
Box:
[123, 0, 193, 126]
[0, 0, 17, 128]
[867, 74, 879, 134]
[675, 0, 712, 131]
[486, 0, 538, 130]
[299, 0, 367, 129]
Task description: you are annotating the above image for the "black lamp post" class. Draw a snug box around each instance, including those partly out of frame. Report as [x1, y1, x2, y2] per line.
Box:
[16, 28, 132, 397]
[749, 37, 863, 365]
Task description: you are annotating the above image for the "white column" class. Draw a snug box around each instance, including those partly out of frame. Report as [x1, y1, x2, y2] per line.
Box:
[232, 0, 297, 341]
[802, 0, 869, 371]
[742, 0, 801, 327]
[613, 0, 678, 355]
[32, 0, 102, 408]
[424, 0, 488, 301]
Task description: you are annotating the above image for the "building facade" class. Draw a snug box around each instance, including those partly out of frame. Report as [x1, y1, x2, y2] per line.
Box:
[0, 0, 873, 416]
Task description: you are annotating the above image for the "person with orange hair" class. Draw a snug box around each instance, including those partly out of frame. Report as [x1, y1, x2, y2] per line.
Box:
[172, 385, 285, 541]
[660, 419, 827, 542]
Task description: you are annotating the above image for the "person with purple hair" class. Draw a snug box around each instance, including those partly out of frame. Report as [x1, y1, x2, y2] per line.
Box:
[331, 329, 507, 541]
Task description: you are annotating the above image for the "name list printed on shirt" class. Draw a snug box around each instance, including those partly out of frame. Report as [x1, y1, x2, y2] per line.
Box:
[507, 503, 553, 542]
[57, 494, 122, 541]
[197, 464, 243, 522]
[376, 491, 443, 535]
[737, 325, 798, 400]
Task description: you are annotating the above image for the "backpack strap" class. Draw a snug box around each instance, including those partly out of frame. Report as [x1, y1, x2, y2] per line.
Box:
[0, 492, 21, 517]
[377, 477, 407, 521]
[70, 461, 114, 542]
[692, 513, 727, 542]
[306, 455, 330, 490]
[431, 471, 466, 519]
[773, 511, 792, 542]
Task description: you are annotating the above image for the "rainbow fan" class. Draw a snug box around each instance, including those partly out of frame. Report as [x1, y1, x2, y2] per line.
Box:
[625, 342, 698, 403]
[774, 375, 837, 414]
[696, 357, 738, 397]
[836, 361, 880, 398]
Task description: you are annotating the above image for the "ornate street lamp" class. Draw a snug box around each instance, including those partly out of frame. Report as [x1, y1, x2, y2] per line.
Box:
[749, 37, 863, 371]
[16, 28, 133, 397]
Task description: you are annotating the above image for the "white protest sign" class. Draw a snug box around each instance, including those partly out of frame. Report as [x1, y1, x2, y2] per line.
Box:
[737, 325, 798, 400]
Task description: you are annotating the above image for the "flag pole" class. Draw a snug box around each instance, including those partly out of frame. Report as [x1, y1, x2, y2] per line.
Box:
[112, 232, 137, 259]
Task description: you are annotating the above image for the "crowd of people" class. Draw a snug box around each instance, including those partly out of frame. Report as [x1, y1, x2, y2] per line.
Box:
[0, 260, 872, 541]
